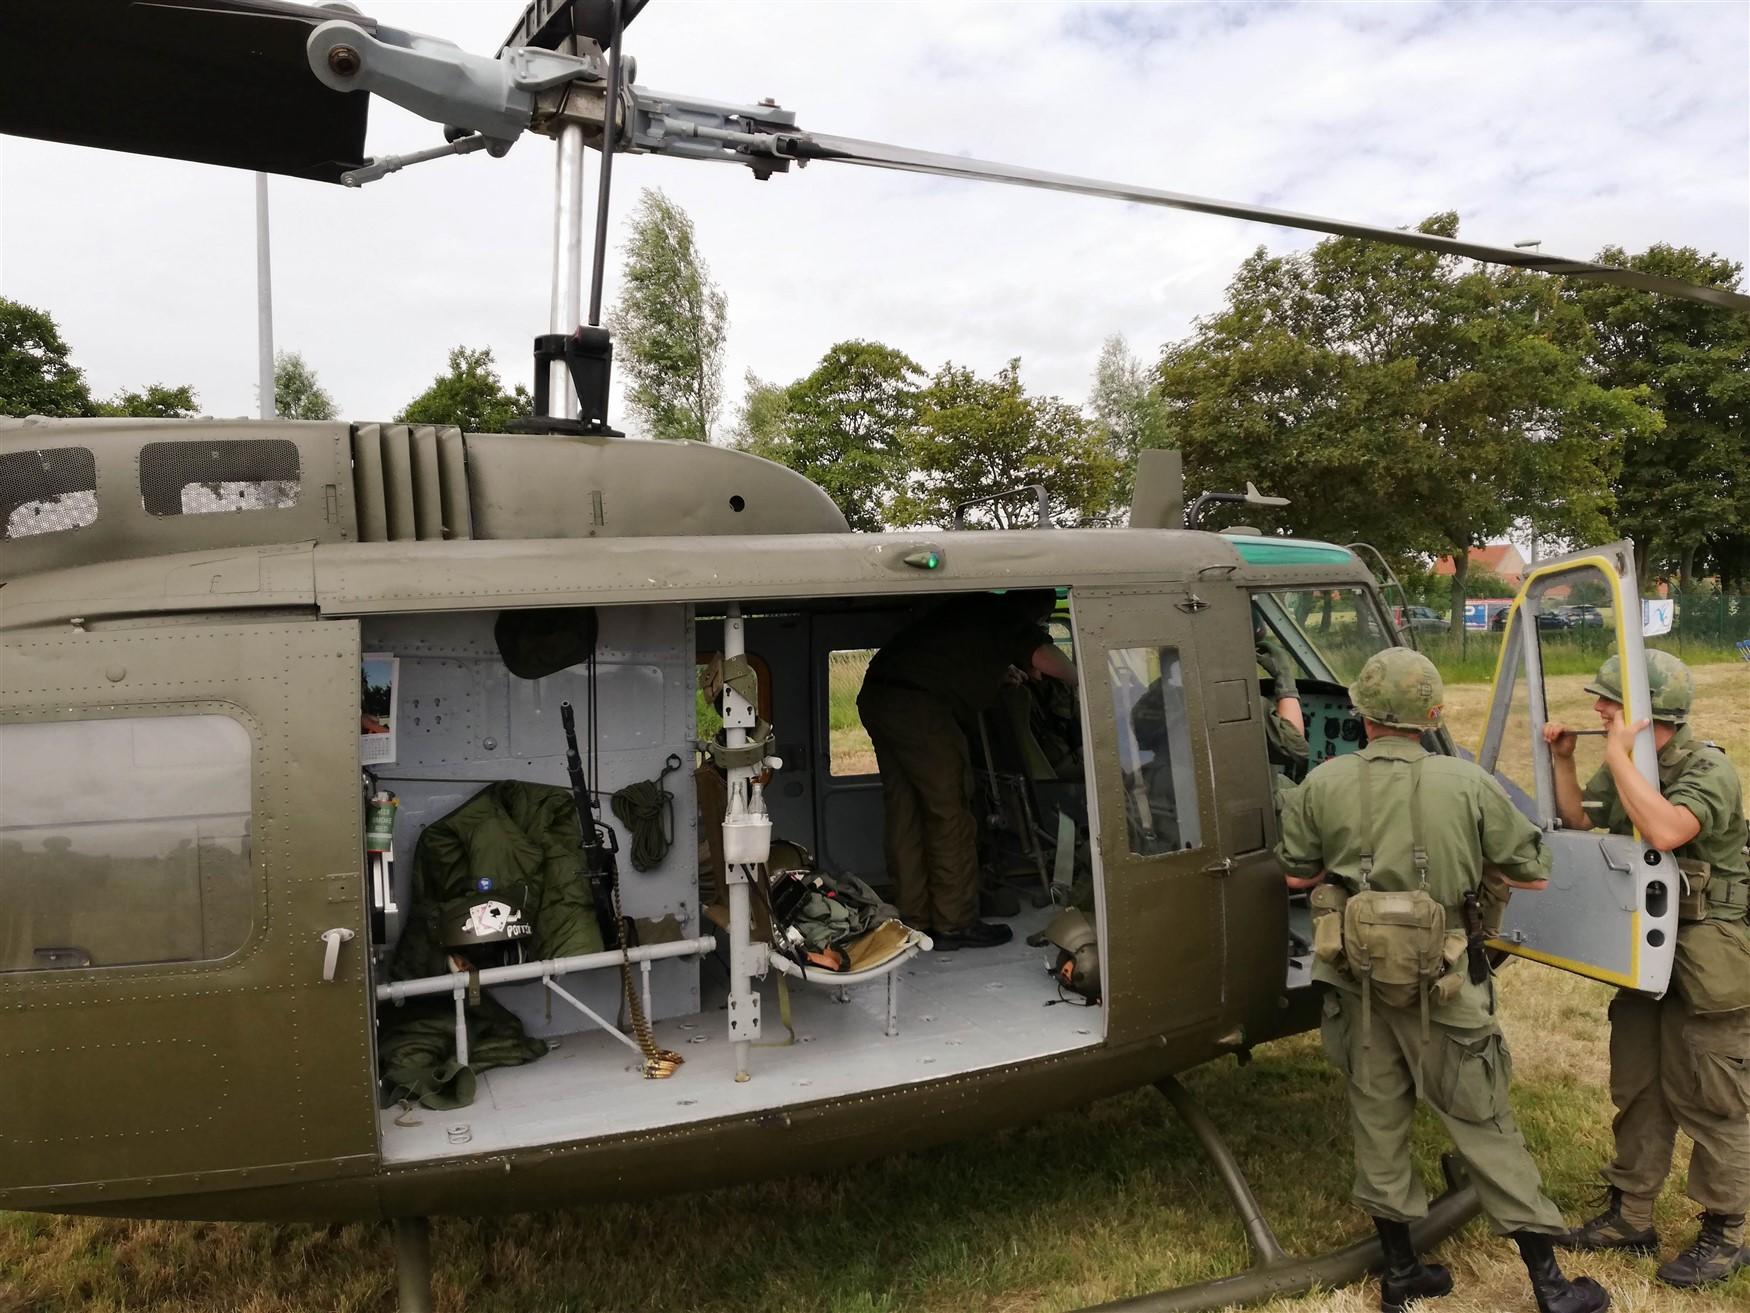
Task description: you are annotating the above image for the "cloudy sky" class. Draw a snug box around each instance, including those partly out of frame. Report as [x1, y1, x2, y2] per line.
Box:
[2, 1, 1746, 432]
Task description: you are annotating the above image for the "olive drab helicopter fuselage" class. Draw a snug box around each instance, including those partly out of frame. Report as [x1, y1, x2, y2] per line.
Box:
[0, 3, 1737, 1310]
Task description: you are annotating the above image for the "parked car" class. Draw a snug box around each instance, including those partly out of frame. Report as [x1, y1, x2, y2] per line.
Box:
[1394, 605, 1448, 635]
[1491, 607, 1570, 632]
[1560, 604, 1605, 628]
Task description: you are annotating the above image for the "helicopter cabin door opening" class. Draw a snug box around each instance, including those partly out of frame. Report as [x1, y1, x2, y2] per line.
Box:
[0, 621, 378, 1210]
[358, 589, 1107, 1165]
[1477, 542, 1678, 993]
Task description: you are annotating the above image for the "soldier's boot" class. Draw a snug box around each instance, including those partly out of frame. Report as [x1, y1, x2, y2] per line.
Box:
[1655, 1213, 1749, 1288]
[1372, 1217, 1453, 1312]
[1512, 1232, 1611, 1313]
[1559, 1186, 1658, 1256]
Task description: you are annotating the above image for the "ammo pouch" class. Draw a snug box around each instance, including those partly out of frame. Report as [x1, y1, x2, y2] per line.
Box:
[1309, 881, 1349, 966]
[1677, 859, 1713, 924]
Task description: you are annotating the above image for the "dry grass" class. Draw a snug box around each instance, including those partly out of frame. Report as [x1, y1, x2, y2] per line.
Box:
[5, 665, 1747, 1313]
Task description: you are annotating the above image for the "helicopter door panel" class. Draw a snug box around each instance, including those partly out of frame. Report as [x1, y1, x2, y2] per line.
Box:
[1074, 588, 1229, 1041]
[0, 620, 377, 1209]
[1479, 542, 1678, 993]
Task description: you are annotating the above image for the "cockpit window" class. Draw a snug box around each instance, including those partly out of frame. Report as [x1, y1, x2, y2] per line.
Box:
[1251, 587, 1394, 686]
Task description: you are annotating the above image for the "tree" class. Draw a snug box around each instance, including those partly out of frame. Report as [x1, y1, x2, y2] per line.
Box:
[397, 346, 532, 432]
[274, 351, 338, 420]
[1088, 334, 1169, 506]
[895, 358, 1121, 529]
[1158, 214, 1658, 635]
[1, 298, 93, 417]
[735, 342, 924, 532]
[93, 383, 199, 418]
[1572, 246, 1750, 590]
[731, 371, 788, 449]
[611, 189, 727, 442]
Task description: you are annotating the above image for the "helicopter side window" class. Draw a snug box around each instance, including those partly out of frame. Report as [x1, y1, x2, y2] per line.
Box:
[1, 445, 97, 539]
[139, 439, 301, 517]
[1108, 646, 1202, 855]
[0, 714, 254, 972]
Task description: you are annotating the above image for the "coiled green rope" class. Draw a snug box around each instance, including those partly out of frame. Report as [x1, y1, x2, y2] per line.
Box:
[611, 777, 674, 872]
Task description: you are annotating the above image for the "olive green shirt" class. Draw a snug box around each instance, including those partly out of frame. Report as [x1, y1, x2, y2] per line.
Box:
[866, 596, 1051, 720]
[1583, 724, 1749, 908]
[1276, 736, 1553, 1027]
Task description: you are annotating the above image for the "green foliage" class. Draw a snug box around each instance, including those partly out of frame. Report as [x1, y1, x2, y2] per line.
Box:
[1158, 214, 1657, 614]
[1088, 334, 1170, 505]
[397, 346, 532, 432]
[274, 351, 337, 421]
[92, 383, 199, 418]
[895, 358, 1121, 528]
[0, 297, 93, 416]
[612, 189, 727, 441]
[736, 342, 925, 532]
[1460, 566, 1516, 599]
[1572, 246, 1750, 590]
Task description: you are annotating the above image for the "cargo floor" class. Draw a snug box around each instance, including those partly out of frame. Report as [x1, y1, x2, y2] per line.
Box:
[377, 905, 1102, 1162]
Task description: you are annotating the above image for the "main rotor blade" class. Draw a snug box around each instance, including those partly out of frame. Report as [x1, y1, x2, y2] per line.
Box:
[0, 0, 369, 183]
[789, 133, 1750, 314]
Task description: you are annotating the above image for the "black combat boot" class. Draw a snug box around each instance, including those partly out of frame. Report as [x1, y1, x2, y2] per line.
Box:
[1559, 1184, 1658, 1255]
[1372, 1216, 1453, 1312]
[1513, 1231, 1611, 1313]
[1655, 1212, 1749, 1288]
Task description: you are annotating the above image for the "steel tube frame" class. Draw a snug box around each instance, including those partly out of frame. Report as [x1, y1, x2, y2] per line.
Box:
[377, 935, 715, 1003]
[254, 172, 274, 419]
[1071, 1078, 1481, 1313]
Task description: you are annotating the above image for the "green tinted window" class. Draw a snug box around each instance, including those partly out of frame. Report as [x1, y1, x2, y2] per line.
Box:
[1108, 646, 1202, 855]
[1250, 587, 1394, 687]
[0, 715, 254, 972]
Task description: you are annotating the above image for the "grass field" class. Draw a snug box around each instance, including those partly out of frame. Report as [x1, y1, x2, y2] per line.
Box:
[4, 672, 1746, 1313]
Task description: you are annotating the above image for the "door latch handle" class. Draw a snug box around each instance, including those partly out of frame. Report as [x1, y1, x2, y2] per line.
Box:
[320, 927, 356, 982]
[1202, 857, 1233, 878]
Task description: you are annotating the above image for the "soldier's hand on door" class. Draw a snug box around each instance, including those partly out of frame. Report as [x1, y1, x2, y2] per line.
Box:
[1542, 722, 1579, 760]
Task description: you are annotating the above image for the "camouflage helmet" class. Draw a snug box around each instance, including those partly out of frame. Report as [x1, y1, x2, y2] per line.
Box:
[1584, 651, 1693, 723]
[1349, 647, 1445, 729]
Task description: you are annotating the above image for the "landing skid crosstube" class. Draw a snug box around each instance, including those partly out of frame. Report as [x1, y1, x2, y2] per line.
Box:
[1074, 1078, 1482, 1313]
[386, 1076, 1483, 1312]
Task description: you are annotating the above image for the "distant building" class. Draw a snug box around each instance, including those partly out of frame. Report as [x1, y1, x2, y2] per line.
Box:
[1433, 542, 1526, 588]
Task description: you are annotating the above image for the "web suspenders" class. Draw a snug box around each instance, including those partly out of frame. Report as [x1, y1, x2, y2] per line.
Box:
[1355, 754, 1430, 894]
[1353, 753, 1438, 1087]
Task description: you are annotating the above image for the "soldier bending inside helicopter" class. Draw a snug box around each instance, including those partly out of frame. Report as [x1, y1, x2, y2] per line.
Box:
[857, 590, 1076, 950]
[1544, 651, 1750, 1289]
[1277, 648, 1612, 1313]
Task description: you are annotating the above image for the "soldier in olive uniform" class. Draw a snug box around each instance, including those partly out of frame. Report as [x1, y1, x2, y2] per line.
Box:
[1278, 648, 1611, 1313]
[857, 590, 1076, 949]
[1545, 651, 1750, 1288]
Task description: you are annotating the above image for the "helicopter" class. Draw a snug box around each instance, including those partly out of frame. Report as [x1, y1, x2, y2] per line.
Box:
[2, 4, 1745, 1311]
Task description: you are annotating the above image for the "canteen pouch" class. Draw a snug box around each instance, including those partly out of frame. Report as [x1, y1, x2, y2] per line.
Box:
[1673, 919, 1750, 1015]
[1343, 888, 1448, 1010]
[1310, 882, 1350, 966]
[1432, 930, 1470, 1004]
[1677, 858, 1713, 924]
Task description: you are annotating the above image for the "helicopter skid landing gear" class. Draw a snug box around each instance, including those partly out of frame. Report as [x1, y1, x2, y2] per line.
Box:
[1073, 1077, 1481, 1313]
[393, 1215, 432, 1313]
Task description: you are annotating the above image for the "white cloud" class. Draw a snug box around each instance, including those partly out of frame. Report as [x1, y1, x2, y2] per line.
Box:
[2, 0, 1744, 430]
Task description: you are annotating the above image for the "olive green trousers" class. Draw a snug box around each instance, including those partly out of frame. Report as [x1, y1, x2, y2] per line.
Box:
[857, 683, 979, 934]
[1321, 989, 1567, 1235]
[1603, 989, 1750, 1217]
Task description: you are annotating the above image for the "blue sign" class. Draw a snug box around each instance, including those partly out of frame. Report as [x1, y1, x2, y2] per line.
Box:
[1464, 602, 1490, 630]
